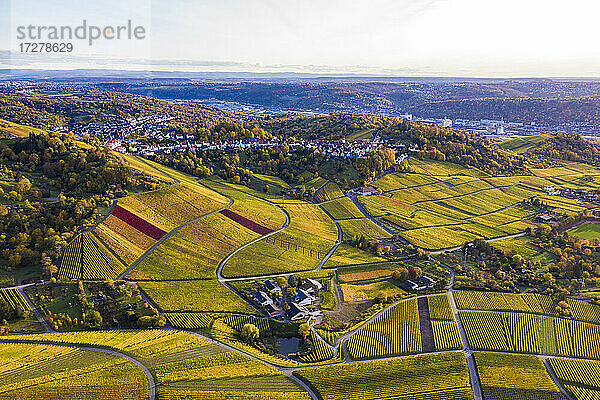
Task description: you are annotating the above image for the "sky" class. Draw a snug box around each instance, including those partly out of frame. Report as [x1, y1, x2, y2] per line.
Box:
[1, 0, 600, 77]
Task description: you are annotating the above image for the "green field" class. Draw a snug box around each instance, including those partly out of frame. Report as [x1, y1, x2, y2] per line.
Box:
[140, 280, 260, 314]
[568, 222, 600, 240]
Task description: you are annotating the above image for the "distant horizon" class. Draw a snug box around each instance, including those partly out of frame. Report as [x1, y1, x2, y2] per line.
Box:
[3, 0, 600, 77]
[3, 67, 600, 82]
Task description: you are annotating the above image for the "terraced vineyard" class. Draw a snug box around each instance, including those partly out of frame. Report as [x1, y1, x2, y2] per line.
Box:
[0, 342, 149, 400]
[455, 291, 600, 325]
[460, 311, 600, 359]
[58, 233, 125, 280]
[294, 352, 473, 400]
[0, 288, 31, 312]
[549, 358, 600, 400]
[475, 352, 566, 400]
[347, 297, 421, 360]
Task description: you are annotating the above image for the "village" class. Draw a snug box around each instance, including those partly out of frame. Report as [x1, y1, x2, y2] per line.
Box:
[543, 185, 597, 202]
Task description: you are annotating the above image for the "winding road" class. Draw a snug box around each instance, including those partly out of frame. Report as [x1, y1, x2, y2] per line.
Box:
[11, 159, 593, 400]
[1, 340, 156, 400]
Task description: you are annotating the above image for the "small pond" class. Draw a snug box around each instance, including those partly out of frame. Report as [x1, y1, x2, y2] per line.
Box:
[278, 337, 300, 356]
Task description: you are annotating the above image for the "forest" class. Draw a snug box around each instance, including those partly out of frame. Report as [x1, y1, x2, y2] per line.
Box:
[0, 132, 164, 276]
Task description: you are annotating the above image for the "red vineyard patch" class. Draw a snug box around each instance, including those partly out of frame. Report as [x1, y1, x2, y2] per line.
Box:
[220, 208, 274, 235]
[111, 205, 167, 240]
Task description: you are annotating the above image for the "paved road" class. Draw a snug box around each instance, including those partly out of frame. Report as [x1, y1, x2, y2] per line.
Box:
[316, 204, 343, 270]
[447, 278, 483, 400]
[347, 193, 396, 235]
[117, 198, 234, 280]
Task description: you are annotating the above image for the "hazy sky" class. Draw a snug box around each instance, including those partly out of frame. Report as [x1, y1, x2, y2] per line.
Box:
[2, 0, 600, 77]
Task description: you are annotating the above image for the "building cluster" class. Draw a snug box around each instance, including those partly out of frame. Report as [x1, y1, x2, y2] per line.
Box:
[399, 275, 436, 292]
[55, 115, 174, 141]
[253, 277, 323, 321]
[117, 135, 409, 160]
[543, 186, 597, 202]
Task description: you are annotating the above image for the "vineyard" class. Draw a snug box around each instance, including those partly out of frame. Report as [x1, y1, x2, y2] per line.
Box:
[294, 352, 473, 400]
[355, 159, 599, 250]
[93, 214, 156, 265]
[347, 297, 421, 360]
[128, 211, 260, 280]
[454, 291, 600, 324]
[431, 321, 462, 350]
[220, 208, 273, 235]
[0, 288, 31, 312]
[222, 202, 338, 277]
[460, 311, 600, 359]
[548, 358, 600, 399]
[0, 342, 149, 400]
[111, 204, 167, 240]
[58, 233, 125, 280]
[0, 330, 308, 399]
[427, 294, 455, 321]
[296, 331, 335, 363]
[320, 198, 365, 220]
[474, 352, 566, 400]
[315, 182, 345, 203]
[117, 181, 229, 232]
[139, 280, 260, 315]
[166, 313, 214, 330]
[454, 291, 555, 315]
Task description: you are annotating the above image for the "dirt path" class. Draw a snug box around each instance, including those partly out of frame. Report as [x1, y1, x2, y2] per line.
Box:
[18, 286, 53, 333]
[417, 297, 435, 353]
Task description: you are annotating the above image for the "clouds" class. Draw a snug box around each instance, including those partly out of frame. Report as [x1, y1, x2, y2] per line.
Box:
[2, 0, 600, 76]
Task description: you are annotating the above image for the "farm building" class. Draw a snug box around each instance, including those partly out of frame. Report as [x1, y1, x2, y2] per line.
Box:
[356, 186, 378, 196]
[264, 279, 281, 294]
[293, 289, 316, 306]
[300, 278, 322, 294]
[254, 291, 273, 307]
[287, 303, 308, 321]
